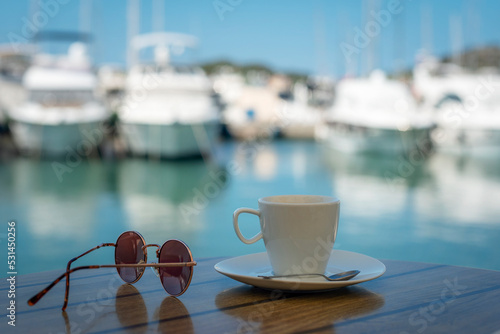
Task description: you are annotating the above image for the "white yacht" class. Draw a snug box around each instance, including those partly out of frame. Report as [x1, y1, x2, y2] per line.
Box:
[118, 32, 219, 158]
[413, 58, 500, 156]
[97, 65, 126, 112]
[7, 34, 108, 156]
[317, 70, 434, 155]
[0, 45, 32, 131]
[278, 81, 325, 139]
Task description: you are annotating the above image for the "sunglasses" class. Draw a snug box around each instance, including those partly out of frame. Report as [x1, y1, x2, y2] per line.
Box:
[28, 231, 197, 311]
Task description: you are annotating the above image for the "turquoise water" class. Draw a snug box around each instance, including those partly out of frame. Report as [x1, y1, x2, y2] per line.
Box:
[1, 140, 500, 277]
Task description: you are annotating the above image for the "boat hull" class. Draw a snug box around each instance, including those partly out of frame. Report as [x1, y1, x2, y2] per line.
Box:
[224, 121, 279, 141]
[319, 121, 433, 155]
[119, 121, 220, 158]
[9, 120, 106, 157]
[280, 124, 316, 139]
[431, 127, 500, 156]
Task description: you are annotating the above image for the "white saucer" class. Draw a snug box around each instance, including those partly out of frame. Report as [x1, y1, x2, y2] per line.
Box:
[214, 250, 386, 291]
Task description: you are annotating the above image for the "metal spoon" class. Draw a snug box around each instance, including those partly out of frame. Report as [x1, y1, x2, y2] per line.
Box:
[258, 270, 360, 281]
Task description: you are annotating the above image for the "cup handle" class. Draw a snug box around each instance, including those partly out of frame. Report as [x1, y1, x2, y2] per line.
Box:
[233, 208, 262, 244]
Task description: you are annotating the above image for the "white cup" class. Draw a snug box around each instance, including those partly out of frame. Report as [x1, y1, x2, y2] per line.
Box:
[233, 195, 340, 275]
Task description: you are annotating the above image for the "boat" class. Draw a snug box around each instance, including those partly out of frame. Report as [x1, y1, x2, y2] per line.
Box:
[278, 79, 332, 139]
[0, 44, 32, 132]
[413, 57, 500, 156]
[219, 73, 287, 140]
[278, 101, 321, 139]
[6, 31, 108, 157]
[97, 65, 126, 113]
[118, 32, 219, 158]
[317, 70, 434, 155]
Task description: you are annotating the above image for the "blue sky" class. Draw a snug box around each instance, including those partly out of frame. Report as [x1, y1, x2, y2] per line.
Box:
[1, 0, 499, 78]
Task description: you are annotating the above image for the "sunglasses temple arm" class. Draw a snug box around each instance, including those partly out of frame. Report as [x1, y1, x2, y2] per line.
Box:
[27, 265, 101, 311]
[64, 243, 115, 310]
[66, 243, 116, 272]
[99, 262, 197, 268]
[29, 244, 115, 311]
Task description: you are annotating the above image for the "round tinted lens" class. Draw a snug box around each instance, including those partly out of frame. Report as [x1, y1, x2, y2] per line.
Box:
[159, 240, 193, 296]
[115, 231, 146, 283]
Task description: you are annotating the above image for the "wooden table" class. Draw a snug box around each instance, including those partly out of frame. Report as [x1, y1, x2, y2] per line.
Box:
[1, 257, 500, 333]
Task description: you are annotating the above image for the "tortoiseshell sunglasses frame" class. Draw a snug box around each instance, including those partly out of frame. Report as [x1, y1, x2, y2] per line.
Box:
[27, 231, 196, 311]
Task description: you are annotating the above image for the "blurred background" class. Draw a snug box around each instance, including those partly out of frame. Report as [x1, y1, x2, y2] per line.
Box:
[0, 0, 499, 276]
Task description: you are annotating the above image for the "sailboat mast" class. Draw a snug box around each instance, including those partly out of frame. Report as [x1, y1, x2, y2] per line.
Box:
[421, 3, 433, 56]
[79, 0, 92, 34]
[127, 0, 140, 68]
[449, 13, 463, 67]
[153, 0, 165, 32]
[313, 3, 329, 77]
